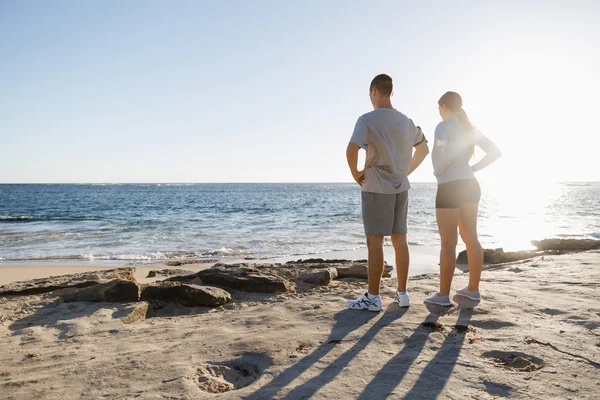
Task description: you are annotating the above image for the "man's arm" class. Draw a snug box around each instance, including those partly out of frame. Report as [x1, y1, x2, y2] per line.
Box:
[408, 140, 430, 176]
[346, 143, 365, 186]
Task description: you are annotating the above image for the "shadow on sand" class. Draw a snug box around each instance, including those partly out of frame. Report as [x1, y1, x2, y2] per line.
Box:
[356, 297, 477, 399]
[245, 304, 408, 399]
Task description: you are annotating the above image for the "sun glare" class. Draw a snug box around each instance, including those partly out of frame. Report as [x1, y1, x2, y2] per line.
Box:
[479, 181, 563, 250]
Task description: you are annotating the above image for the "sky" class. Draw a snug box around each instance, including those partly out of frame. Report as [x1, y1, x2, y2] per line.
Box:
[1, 1, 599, 184]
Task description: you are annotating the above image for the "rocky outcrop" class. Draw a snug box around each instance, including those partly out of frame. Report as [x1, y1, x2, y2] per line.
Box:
[531, 239, 600, 251]
[140, 281, 231, 307]
[146, 269, 194, 278]
[456, 248, 540, 265]
[457, 239, 600, 265]
[336, 263, 393, 279]
[62, 279, 140, 303]
[301, 268, 338, 286]
[289, 258, 360, 265]
[165, 259, 218, 266]
[0, 268, 136, 296]
[170, 265, 293, 293]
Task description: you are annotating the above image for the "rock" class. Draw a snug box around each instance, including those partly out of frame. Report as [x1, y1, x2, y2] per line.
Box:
[457, 248, 539, 265]
[531, 238, 600, 251]
[140, 281, 231, 307]
[301, 268, 338, 286]
[0, 268, 136, 297]
[146, 269, 194, 278]
[288, 258, 354, 264]
[165, 259, 218, 266]
[171, 265, 293, 293]
[121, 303, 152, 324]
[62, 279, 140, 303]
[336, 263, 393, 279]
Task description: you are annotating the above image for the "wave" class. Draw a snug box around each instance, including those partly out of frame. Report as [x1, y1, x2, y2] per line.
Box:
[0, 232, 82, 243]
[0, 248, 250, 262]
[556, 232, 600, 239]
[201, 247, 249, 257]
[0, 215, 104, 223]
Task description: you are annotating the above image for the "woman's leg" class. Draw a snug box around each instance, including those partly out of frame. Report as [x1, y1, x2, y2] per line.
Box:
[436, 208, 460, 296]
[458, 203, 483, 291]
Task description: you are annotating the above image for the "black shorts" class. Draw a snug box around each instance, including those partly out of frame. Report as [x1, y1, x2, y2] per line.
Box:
[436, 179, 481, 209]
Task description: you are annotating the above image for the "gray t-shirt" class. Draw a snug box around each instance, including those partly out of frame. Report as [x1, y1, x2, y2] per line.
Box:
[350, 108, 426, 194]
[432, 116, 498, 184]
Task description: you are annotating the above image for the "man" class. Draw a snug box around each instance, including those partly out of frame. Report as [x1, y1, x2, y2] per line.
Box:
[346, 74, 429, 311]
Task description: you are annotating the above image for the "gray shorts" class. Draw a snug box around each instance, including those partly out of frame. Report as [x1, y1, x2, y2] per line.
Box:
[361, 191, 408, 236]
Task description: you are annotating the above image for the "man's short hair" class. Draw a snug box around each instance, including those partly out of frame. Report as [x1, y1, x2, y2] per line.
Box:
[370, 74, 393, 97]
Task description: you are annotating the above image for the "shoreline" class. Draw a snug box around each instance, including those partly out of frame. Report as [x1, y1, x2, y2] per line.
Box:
[0, 245, 441, 287]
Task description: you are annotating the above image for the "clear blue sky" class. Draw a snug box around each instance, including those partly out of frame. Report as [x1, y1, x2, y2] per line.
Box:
[1, 1, 598, 183]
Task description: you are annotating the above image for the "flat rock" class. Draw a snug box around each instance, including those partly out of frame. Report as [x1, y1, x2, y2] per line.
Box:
[141, 281, 231, 307]
[121, 303, 152, 324]
[199, 265, 293, 293]
[288, 258, 355, 265]
[0, 268, 136, 296]
[171, 265, 293, 293]
[165, 259, 218, 266]
[301, 268, 338, 286]
[457, 248, 540, 265]
[146, 269, 194, 278]
[62, 279, 140, 303]
[336, 263, 393, 279]
[531, 238, 600, 251]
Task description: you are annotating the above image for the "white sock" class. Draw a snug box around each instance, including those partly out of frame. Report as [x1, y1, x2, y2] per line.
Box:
[397, 291, 407, 295]
[367, 292, 380, 299]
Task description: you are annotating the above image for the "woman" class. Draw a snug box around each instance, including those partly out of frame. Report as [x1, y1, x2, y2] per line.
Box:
[425, 92, 501, 306]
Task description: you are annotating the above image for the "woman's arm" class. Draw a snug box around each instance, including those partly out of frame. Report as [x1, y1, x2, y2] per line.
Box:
[471, 130, 501, 172]
[431, 124, 450, 177]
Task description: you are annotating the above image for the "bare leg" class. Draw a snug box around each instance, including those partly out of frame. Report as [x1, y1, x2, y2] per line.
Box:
[458, 203, 483, 291]
[366, 235, 385, 295]
[436, 208, 460, 296]
[391, 234, 409, 292]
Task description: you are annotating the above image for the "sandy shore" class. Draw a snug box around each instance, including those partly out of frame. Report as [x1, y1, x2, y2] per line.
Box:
[1, 251, 599, 399]
[0, 244, 440, 288]
[0, 263, 213, 288]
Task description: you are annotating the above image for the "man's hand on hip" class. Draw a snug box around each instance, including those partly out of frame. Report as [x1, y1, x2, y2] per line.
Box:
[353, 170, 365, 186]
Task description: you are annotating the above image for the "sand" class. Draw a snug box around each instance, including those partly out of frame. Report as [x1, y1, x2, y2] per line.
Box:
[1, 251, 599, 399]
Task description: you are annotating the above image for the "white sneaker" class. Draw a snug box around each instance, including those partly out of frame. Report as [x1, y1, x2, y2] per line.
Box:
[347, 292, 382, 312]
[424, 292, 452, 306]
[455, 287, 481, 301]
[395, 290, 410, 307]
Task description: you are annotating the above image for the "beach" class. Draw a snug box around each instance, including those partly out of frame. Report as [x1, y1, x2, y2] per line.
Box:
[3, 1, 599, 398]
[1, 183, 599, 399]
[1, 249, 599, 399]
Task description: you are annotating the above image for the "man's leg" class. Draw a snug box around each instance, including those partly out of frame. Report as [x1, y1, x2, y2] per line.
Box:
[347, 192, 391, 310]
[391, 234, 409, 292]
[367, 235, 385, 295]
[391, 190, 410, 292]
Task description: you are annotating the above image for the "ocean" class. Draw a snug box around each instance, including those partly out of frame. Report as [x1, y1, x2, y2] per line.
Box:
[1, 182, 598, 265]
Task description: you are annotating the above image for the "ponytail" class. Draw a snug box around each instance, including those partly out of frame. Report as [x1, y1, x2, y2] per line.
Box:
[457, 108, 472, 130]
[458, 108, 475, 157]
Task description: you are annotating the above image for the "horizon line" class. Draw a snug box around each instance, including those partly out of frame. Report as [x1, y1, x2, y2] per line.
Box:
[1, 180, 599, 185]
